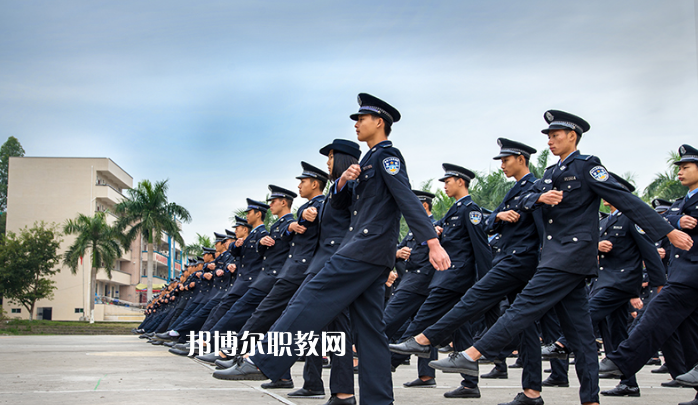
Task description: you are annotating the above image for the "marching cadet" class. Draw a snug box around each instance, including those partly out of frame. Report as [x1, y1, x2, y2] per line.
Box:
[601, 144, 698, 405]
[194, 185, 296, 362]
[391, 163, 493, 399]
[207, 201, 269, 336]
[427, 110, 690, 405]
[384, 190, 439, 388]
[215, 93, 450, 405]
[542, 173, 665, 397]
[390, 138, 546, 405]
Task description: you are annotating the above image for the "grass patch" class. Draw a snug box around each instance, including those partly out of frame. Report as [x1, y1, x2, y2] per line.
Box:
[0, 319, 141, 335]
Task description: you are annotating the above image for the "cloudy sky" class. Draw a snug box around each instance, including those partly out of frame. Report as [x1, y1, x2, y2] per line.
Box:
[2, 0, 697, 243]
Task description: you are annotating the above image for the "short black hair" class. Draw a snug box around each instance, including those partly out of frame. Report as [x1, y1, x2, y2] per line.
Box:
[250, 208, 267, 222]
[314, 178, 327, 192]
[282, 197, 294, 208]
[424, 199, 433, 211]
[330, 151, 360, 181]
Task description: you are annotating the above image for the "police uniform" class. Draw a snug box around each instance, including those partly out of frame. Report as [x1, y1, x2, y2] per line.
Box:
[391, 139, 546, 398]
[232, 94, 438, 405]
[604, 145, 698, 404]
[383, 191, 438, 382]
[207, 188, 297, 336]
[466, 111, 675, 405]
[207, 205, 268, 332]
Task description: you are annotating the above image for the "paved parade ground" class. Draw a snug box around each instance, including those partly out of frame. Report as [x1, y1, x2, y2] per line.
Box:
[0, 335, 694, 405]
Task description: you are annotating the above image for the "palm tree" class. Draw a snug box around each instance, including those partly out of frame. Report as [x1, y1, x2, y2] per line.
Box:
[529, 148, 551, 179]
[183, 233, 213, 260]
[115, 179, 191, 301]
[642, 151, 687, 202]
[63, 212, 124, 322]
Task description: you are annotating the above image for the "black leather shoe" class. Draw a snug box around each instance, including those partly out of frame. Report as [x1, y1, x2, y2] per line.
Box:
[139, 334, 150, 339]
[598, 357, 622, 376]
[481, 366, 508, 379]
[443, 386, 480, 398]
[599, 373, 620, 379]
[646, 357, 662, 365]
[601, 383, 640, 397]
[510, 360, 523, 369]
[541, 343, 570, 359]
[652, 364, 669, 374]
[164, 341, 176, 347]
[153, 332, 177, 341]
[168, 348, 190, 356]
[429, 352, 478, 376]
[403, 378, 436, 387]
[287, 388, 325, 398]
[541, 377, 569, 387]
[678, 398, 698, 405]
[150, 340, 164, 345]
[261, 379, 294, 389]
[662, 379, 684, 388]
[215, 358, 236, 369]
[322, 395, 357, 405]
[388, 337, 432, 358]
[195, 352, 222, 364]
[498, 392, 544, 405]
[212, 358, 268, 381]
[677, 365, 698, 387]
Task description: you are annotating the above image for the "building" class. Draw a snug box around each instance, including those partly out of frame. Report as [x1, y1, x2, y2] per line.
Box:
[4, 157, 183, 321]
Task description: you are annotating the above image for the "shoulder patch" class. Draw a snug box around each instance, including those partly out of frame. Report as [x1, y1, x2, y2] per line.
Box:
[635, 224, 645, 234]
[382, 157, 400, 175]
[469, 211, 482, 225]
[575, 154, 592, 161]
[589, 165, 609, 182]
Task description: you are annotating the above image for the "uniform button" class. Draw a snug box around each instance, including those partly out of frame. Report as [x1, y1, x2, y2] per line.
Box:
[506, 205, 510, 209]
[289, 254, 293, 258]
[273, 271, 276, 274]
[356, 195, 360, 200]
[263, 257, 266, 260]
[620, 269, 624, 272]
[512, 250, 516, 253]
[547, 235, 552, 240]
[349, 227, 353, 231]
[497, 248, 501, 252]
[302, 259, 306, 263]
[600, 267, 604, 270]
[363, 229, 368, 234]
[262, 267, 265, 270]
[330, 241, 335, 245]
[572, 237, 578, 242]
[567, 185, 572, 189]
[600, 255, 604, 259]
[676, 254, 680, 258]
[291, 243, 295, 246]
[549, 219, 553, 223]
[604, 232, 607, 236]
[354, 211, 357, 215]
[416, 270, 420, 273]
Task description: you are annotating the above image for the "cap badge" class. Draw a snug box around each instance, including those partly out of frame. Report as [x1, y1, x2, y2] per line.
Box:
[383, 157, 401, 175]
[545, 111, 554, 122]
[469, 211, 482, 225]
[589, 166, 609, 182]
[680, 146, 686, 154]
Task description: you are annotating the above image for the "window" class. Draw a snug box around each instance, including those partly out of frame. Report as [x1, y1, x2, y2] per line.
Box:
[11, 308, 21, 313]
[75, 308, 84, 313]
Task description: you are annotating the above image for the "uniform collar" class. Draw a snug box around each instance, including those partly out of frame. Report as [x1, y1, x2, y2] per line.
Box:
[609, 209, 619, 217]
[251, 224, 266, 233]
[519, 172, 533, 184]
[374, 140, 392, 149]
[456, 194, 472, 204]
[558, 150, 580, 167]
[687, 188, 698, 200]
[310, 194, 324, 202]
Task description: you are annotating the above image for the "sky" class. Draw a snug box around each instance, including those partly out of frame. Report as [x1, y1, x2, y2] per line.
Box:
[1, 0, 697, 244]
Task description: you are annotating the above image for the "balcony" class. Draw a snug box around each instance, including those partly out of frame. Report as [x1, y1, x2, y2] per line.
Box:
[94, 183, 127, 206]
[96, 268, 131, 285]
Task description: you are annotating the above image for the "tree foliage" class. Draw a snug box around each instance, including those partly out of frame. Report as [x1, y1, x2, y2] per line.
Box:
[184, 233, 213, 259]
[0, 136, 26, 212]
[0, 222, 61, 320]
[642, 151, 687, 202]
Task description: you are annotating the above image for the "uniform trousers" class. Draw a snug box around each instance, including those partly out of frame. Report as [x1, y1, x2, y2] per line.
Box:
[240, 279, 301, 334]
[209, 288, 268, 333]
[539, 309, 570, 383]
[169, 301, 204, 331]
[252, 255, 393, 405]
[383, 289, 437, 378]
[473, 268, 599, 404]
[607, 282, 698, 394]
[200, 292, 243, 332]
[175, 297, 222, 335]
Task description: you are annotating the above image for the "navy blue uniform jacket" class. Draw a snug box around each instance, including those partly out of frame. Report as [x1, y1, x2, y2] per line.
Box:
[305, 190, 351, 276]
[228, 225, 269, 296]
[486, 173, 544, 282]
[593, 212, 665, 296]
[394, 216, 437, 296]
[519, 151, 674, 276]
[429, 195, 493, 293]
[332, 140, 438, 269]
[664, 193, 698, 289]
[278, 195, 325, 285]
[251, 213, 295, 292]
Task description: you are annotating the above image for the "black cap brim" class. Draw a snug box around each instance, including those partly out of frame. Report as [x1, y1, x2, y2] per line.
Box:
[492, 152, 521, 160]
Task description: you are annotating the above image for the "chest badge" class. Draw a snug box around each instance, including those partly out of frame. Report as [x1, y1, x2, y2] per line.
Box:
[589, 166, 609, 182]
[544, 179, 552, 184]
[469, 211, 482, 225]
[383, 157, 400, 175]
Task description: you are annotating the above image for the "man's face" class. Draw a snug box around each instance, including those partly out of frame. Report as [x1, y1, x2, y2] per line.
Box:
[443, 177, 461, 198]
[269, 197, 285, 216]
[500, 155, 524, 178]
[678, 162, 698, 189]
[546, 129, 576, 157]
[235, 226, 249, 239]
[354, 114, 380, 142]
[298, 178, 315, 199]
[245, 209, 261, 224]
